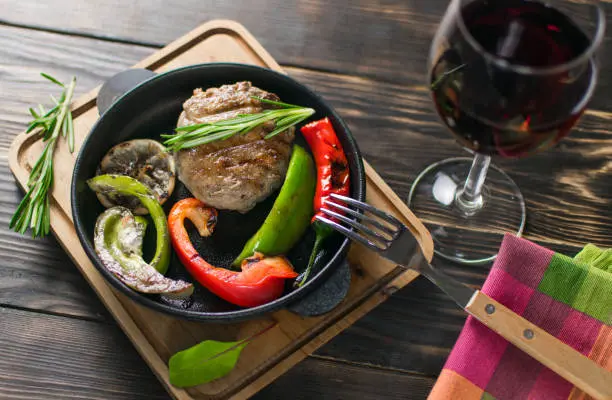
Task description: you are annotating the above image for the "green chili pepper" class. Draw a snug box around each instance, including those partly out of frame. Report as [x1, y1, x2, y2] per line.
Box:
[94, 206, 193, 297]
[233, 145, 316, 267]
[88, 174, 171, 274]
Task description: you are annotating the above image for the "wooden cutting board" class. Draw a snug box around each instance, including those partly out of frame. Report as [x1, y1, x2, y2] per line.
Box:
[8, 19, 433, 400]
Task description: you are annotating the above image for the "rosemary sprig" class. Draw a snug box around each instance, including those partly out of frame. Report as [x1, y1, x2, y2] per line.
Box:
[162, 96, 315, 151]
[10, 74, 77, 238]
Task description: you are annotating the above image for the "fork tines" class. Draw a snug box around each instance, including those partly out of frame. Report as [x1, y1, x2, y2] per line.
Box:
[315, 193, 404, 252]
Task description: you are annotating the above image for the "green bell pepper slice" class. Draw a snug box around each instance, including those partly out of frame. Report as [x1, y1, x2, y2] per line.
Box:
[88, 174, 170, 274]
[233, 145, 316, 266]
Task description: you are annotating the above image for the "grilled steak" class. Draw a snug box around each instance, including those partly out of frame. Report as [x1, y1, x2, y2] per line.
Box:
[176, 81, 295, 213]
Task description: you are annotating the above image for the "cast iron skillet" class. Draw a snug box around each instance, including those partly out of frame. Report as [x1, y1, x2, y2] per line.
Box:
[71, 63, 366, 322]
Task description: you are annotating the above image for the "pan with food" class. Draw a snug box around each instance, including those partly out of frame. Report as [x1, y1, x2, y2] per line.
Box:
[71, 63, 365, 322]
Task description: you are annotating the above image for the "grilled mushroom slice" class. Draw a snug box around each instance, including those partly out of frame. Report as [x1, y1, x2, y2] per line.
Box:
[96, 139, 175, 214]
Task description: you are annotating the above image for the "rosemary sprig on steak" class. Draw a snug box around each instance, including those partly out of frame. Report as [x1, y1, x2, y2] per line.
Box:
[162, 97, 314, 152]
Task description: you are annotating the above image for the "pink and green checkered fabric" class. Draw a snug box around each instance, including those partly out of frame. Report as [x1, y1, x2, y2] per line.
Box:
[429, 234, 612, 400]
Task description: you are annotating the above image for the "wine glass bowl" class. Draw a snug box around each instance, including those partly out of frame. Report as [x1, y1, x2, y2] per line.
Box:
[408, 0, 605, 264]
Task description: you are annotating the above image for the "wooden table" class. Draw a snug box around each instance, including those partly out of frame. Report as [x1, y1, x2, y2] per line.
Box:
[0, 1, 610, 399]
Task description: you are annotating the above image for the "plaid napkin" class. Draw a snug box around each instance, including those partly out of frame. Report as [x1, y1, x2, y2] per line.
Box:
[429, 234, 612, 400]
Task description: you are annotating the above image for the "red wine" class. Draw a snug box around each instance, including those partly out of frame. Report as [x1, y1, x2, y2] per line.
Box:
[430, 0, 596, 157]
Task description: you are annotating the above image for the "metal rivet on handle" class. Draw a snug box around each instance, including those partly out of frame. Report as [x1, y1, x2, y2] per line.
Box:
[485, 304, 495, 314]
[523, 329, 534, 340]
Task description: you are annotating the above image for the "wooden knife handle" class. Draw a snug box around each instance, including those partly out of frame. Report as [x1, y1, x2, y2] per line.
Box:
[465, 290, 612, 400]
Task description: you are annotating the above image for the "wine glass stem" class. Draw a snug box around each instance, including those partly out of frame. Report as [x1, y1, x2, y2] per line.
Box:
[455, 153, 490, 216]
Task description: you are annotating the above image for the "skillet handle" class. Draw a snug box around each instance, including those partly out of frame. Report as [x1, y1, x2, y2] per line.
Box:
[287, 260, 352, 317]
[97, 69, 157, 115]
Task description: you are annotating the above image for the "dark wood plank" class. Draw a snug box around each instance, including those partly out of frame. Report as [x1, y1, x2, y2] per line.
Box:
[0, 23, 443, 396]
[1, 15, 611, 398]
[0, 307, 169, 399]
[0, 26, 444, 395]
[285, 67, 612, 251]
[254, 357, 435, 400]
[2, 24, 609, 256]
[317, 276, 461, 377]
[1, 0, 611, 103]
[0, 0, 441, 84]
[0, 25, 154, 320]
[0, 219, 108, 321]
[0, 1, 612, 398]
[0, 306, 434, 400]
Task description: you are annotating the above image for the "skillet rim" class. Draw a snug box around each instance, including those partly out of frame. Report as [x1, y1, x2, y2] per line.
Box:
[71, 63, 366, 322]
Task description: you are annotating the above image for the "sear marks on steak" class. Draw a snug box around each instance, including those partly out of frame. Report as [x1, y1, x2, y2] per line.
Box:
[176, 81, 295, 213]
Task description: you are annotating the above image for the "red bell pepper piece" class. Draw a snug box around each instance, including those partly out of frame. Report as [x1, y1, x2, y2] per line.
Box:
[296, 117, 351, 287]
[302, 118, 351, 219]
[168, 198, 298, 308]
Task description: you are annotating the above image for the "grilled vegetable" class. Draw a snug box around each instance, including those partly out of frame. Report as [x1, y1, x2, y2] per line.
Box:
[94, 207, 193, 297]
[233, 144, 316, 266]
[295, 118, 350, 287]
[96, 139, 176, 215]
[168, 198, 298, 308]
[88, 174, 171, 274]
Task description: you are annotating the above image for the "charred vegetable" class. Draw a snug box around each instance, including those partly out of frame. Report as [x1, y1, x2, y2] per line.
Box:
[94, 207, 193, 297]
[233, 144, 316, 266]
[168, 198, 299, 308]
[96, 139, 176, 215]
[88, 174, 171, 274]
[295, 118, 350, 287]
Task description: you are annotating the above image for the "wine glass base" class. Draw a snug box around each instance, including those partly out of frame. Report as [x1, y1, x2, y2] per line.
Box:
[407, 157, 526, 264]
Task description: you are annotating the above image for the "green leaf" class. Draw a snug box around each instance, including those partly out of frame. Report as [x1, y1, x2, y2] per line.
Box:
[168, 339, 247, 388]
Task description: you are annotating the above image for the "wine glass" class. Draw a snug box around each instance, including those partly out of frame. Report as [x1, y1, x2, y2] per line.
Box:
[407, 0, 605, 264]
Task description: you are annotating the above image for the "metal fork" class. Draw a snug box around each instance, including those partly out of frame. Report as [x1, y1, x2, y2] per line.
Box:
[318, 193, 612, 400]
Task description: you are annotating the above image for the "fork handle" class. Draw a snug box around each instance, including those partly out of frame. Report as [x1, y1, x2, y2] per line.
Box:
[466, 291, 612, 400]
